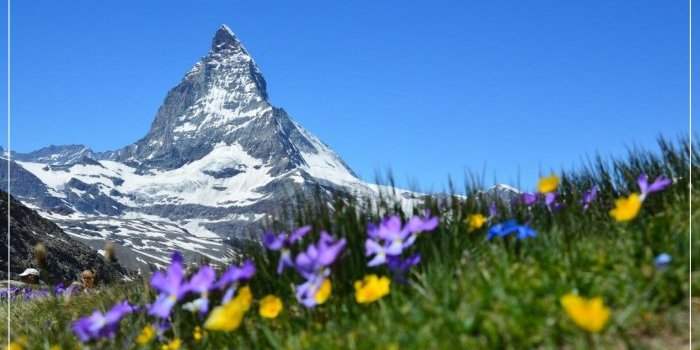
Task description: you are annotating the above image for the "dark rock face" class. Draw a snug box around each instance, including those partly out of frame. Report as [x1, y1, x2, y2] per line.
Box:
[0, 190, 127, 284]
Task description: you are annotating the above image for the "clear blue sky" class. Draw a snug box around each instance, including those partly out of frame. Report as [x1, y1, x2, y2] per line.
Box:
[0, 0, 692, 191]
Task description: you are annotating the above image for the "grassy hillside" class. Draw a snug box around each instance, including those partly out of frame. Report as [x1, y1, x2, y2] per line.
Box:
[2, 138, 696, 350]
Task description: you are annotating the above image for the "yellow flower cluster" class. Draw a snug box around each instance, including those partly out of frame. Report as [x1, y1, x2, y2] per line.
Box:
[537, 175, 559, 193]
[315, 279, 332, 305]
[609, 193, 642, 222]
[204, 286, 253, 331]
[259, 295, 284, 319]
[135, 324, 156, 345]
[466, 214, 487, 232]
[560, 293, 611, 333]
[160, 338, 181, 350]
[354, 274, 391, 304]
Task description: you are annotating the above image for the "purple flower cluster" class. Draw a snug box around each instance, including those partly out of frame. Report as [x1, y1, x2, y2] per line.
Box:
[263, 226, 312, 274]
[72, 252, 257, 344]
[149, 252, 255, 318]
[638, 174, 672, 200]
[520, 192, 564, 212]
[581, 186, 598, 210]
[365, 213, 438, 280]
[72, 301, 134, 342]
[264, 227, 346, 307]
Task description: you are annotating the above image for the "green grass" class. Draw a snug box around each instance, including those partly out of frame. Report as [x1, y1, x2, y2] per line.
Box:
[2, 138, 696, 349]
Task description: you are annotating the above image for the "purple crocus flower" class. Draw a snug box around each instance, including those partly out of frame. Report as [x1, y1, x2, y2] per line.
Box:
[182, 265, 216, 315]
[263, 226, 312, 274]
[292, 232, 346, 307]
[387, 253, 421, 283]
[148, 252, 187, 318]
[544, 192, 564, 212]
[72, 301, 134, 342]
[638, 174, 672, 199]
[581, 186, 598, 210]
[215, 260, 256, 303]
[365, 214, 439, 266]
[295, 273, 328, 308]
[294, 232, 346, 278]
[521, 192, 538, 206]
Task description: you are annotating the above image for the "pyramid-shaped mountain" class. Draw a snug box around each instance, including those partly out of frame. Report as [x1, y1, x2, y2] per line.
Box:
[7, 25, 415, 269]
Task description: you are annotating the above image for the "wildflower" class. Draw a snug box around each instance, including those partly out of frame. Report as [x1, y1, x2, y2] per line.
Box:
[161, 338, 181, 350]
[355, 274, 391, 304]
[654, 253, 672, 268]
[72, 301, 134, 342]
[609, 193, 642, 222]
[537, 175, 559, 193]
[515, 224, 537, 239]
[560, 293, 610, 332]
[581, 186, 598, 210]
[259, 295, 283, 319]
[521, 192, 537, 206]
[466, 214, 487, 232]
[314, 279, 332, 304]
[487, 220, 536, 240]
[386, 253, 421, 283]
[544, 192, 564, 212]
[136, 324, 156, 345]
[193, 326, 203, 342]
[295, 232, 346, 278]
[149, 252, 187, 318]
[293, 232, 345, 307]
[50, 346, 60, 350]
[637, 174, 672, 200]
[204, 286, 253, 331]
[486, 220, 518, 240]
[182, 265, 216, 315]
[263, 226, 312, 274]
[5, 337, 27, 350]
[365, 214, 438, 268]
[215, 260, 255, 303]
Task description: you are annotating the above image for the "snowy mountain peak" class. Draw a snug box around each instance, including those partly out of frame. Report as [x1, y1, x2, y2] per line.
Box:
[212, 24, 241, 51]
[7, 24, 418, 270]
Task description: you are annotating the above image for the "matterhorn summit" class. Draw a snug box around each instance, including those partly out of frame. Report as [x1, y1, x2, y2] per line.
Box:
[6, 25, 413, 269]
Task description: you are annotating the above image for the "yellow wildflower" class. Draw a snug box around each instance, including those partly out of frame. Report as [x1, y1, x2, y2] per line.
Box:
[465, 214, 487, 232]
[50, 346, 61, 350]
[315, 279, 332, 305]
[609, 193, 642, 222]
[135, 324, 156, 345]
[160, 338, 181, 350]
[237, 285, 253, 311]
[354, 274, 391, 304]
[204, 286, 253, 331]
[259, 295, 283, 319]
[193, 326, 203, 342]
[537, 175, 559, 193]
[5, 337, 27, 350]
[560, 293, 611, 332]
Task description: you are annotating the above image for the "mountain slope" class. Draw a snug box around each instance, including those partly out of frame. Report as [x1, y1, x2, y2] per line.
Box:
[0, 190, 127, 283]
